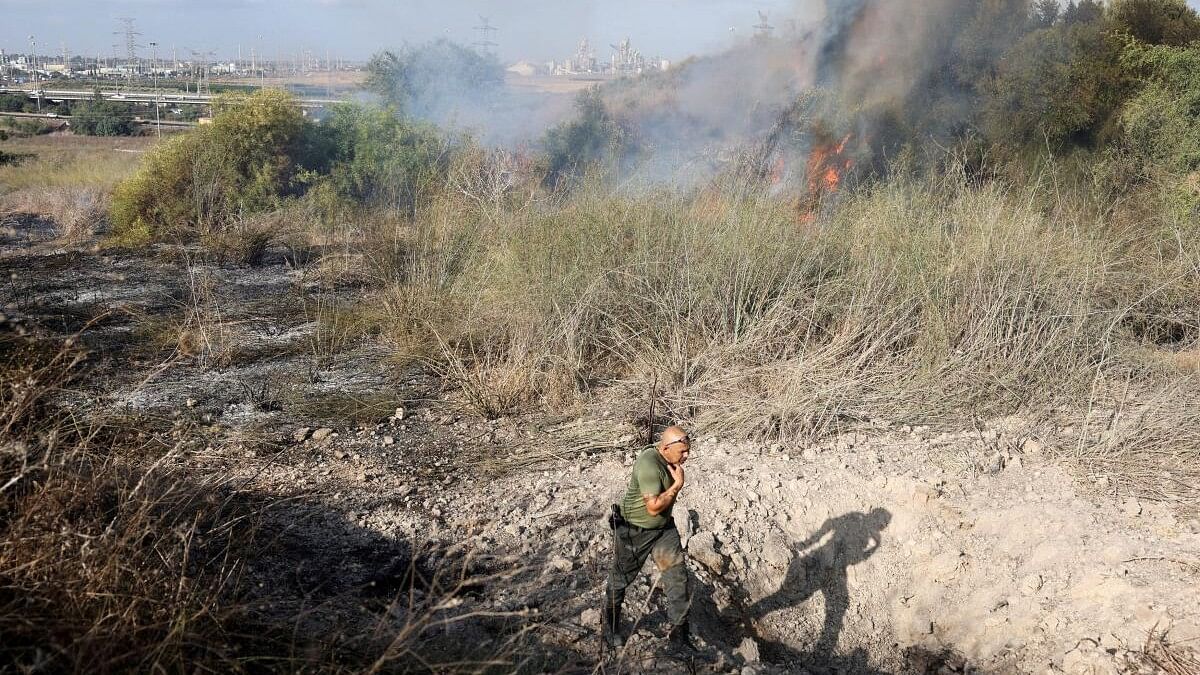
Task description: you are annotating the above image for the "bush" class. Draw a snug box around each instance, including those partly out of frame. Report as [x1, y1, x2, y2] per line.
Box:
[1119, 40, 1200, 213]
[1109, 0, 1200, 46]
[982, 19, 1126, 151]
[71, 98, 136, 136]
[110, 90, 320, 242]
[365, 40, 504, 119]
[109, 91, 461, 244]
[0, 93, 27, 113]
[322, 103, 450, 215]
[541, 89, 629, 187]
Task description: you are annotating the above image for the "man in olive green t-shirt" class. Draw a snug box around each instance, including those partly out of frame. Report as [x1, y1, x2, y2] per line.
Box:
[603, 425, 695, 651]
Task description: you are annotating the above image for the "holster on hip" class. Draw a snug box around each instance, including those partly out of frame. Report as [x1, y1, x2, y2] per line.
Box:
[608, 503, 627, 530]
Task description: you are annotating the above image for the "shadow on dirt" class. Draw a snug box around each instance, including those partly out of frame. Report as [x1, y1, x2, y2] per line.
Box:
[748, 508, 892, 663]
[686, 507, 968, 674]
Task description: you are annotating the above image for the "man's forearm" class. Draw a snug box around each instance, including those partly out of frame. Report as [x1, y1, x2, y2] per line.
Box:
[645, 483, 683, 516]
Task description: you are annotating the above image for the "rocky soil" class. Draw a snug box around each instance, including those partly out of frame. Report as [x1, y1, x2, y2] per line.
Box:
[2, 217, 1198, 674]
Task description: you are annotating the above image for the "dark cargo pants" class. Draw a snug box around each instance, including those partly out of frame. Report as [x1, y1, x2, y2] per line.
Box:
[605, 522, 691, 627]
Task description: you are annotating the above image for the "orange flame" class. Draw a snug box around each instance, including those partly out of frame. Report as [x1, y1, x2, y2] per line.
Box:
[798, 133, 855, 226]
[806, 133, 854, 196]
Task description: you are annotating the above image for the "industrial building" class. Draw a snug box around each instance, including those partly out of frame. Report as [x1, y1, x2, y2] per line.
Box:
[549, 37, 668, 79]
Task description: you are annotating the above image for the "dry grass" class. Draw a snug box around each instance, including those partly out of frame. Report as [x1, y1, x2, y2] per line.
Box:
[9, 130, 1200, 508]
[1126, 627, 1200, 675]
[0, 333, 264, 671]
[0, 135, 152, 192]
[0, 330, 536, 672]
[0, 135, 153, 243]
[304, 155, 1200, 505]
[0, 186, 108, 242]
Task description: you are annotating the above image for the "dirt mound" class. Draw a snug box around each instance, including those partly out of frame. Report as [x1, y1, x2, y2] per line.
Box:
[432, 423, 1196, 673]
[272, 407, 1199, 673]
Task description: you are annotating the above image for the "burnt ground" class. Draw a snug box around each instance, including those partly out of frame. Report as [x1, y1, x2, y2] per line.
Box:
[3, 216, 1199, 675]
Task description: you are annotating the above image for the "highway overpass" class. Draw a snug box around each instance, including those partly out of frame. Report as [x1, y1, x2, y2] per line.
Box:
[0, 87, 345, 110]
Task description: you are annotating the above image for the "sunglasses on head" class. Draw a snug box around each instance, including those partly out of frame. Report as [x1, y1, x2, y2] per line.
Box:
[663, 437, 691, 450]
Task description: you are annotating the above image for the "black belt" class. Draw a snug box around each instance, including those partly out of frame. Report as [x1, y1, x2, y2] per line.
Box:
[609, 503, 674, 532]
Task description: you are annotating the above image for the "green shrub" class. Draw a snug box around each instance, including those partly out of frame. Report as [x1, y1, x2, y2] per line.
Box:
[322, 103, 449, 215]
[0, 93, 27, 113]
[982, 19, 1127, 151]
[542, 89, 629, 187]
[71, 99, 136, 136]
[1120, 40, 1200, 213]
[1109, 0, 1200, 46]
[110, 90, 319, 242]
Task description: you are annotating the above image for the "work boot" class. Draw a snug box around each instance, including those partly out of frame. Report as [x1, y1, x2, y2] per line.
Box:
[602, 606, 625, 649]
[667, 620, 697, 651]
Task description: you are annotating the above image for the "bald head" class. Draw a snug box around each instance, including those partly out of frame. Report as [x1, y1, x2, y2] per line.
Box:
[657, 425, 691, 465]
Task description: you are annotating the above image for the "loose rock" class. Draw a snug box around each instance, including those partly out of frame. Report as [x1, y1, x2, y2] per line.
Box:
[736, 637, 760, 663]
[688, 532, 728, 574]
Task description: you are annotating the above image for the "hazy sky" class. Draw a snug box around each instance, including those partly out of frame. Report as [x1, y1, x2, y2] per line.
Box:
[4, 0, 1200, 65]
[0, 0, 799, 64]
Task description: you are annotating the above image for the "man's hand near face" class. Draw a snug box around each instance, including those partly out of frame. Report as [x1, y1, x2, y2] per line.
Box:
[643, 464, 685, 517]
[667, 463, 685, 490]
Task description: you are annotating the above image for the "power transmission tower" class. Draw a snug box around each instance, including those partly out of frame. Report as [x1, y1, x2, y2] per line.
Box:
[188, 48, 216, 95]
[473, 16, 498, 54]
[114, 17, 142, 70]
[754, 11, 775, 40]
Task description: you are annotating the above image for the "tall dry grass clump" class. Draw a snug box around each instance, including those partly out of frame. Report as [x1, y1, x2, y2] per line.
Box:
[0, 332, 274, 671]
[355, 156, 1198, 496]
[0, 186, 108, 242]
[0, 136, 148, 242]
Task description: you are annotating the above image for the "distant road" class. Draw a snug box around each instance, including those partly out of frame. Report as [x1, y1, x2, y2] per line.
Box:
[0, 87, 345, 110]
[0, 110, 196, 128]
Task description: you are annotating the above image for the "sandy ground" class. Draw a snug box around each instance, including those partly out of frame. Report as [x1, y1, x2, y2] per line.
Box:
[2, 216, 1198, 674]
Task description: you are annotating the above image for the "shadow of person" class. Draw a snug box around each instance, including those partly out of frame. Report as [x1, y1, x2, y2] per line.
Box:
[747, 507, 892, 664]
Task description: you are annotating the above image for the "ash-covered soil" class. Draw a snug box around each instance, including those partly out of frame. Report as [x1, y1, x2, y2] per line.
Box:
[2, 218, 1197, 674]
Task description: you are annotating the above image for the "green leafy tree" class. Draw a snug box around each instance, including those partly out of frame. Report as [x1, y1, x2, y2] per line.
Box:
[365, 40, 504, 119]
[1109, 0, 1200, 46]
[321, 103, 449, 215]
[0, 94, 27, 113]
[1032, 0, 1061, 27]
[983, 16, 1128, 150]
[1119, 41, 1200, 211]
[542, 88, 628, 187]
[111, 90, 320, 240]
[71, 96, 136, 136]
[1063, 0, 1105, 24]
[952, 0, 1037, 84]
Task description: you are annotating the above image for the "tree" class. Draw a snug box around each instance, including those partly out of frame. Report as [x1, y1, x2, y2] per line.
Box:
[983, 18, 1126, 150]
[0, 94, 27, 113]
[542, 88, 628, 187]
[320, 103, 449, 214]
[1119, 41, 1200, 210]
[1033, 0, 1061, 27]
[1064, 0, 1104, 24]
[1109, 0, 1200, 46]
[111, 90, 320, 240]
[71, 97, 135, 136]
[364, 40, 504, 120]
